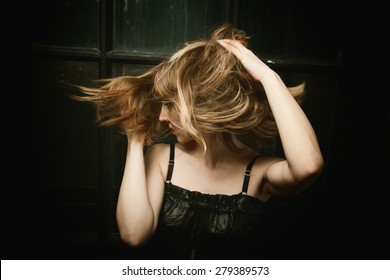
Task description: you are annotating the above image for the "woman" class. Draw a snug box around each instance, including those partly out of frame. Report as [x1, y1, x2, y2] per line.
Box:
[74, 24, 323, 259]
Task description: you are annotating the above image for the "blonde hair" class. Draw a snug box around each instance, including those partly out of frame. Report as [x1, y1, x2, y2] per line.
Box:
[72, 23, 304, 151]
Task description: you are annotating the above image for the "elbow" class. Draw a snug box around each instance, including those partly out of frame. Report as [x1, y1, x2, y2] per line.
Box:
[271, 155, 324, 197]
[116, 209, 155, 247]
[289, 155, 324, 195]
[118, 230, 150, 248]
[305, 155, 324, 178]
[117, 220, 154, 248]
[297, 155, 324, 188]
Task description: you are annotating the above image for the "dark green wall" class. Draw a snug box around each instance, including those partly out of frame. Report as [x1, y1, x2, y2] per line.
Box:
[4, 0, 383, 260]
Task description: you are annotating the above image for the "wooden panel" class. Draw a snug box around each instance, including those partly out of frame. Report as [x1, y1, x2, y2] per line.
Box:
[113, 0, 232, 54]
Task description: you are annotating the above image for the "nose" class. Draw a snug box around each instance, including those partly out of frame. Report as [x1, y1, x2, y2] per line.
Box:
[159, 105, 169, 122]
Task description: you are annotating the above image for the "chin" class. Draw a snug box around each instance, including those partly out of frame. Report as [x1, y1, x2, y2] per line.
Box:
[176, 134, 194, 144]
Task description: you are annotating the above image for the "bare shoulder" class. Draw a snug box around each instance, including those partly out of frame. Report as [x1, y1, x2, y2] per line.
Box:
[145, 142, 171, 162]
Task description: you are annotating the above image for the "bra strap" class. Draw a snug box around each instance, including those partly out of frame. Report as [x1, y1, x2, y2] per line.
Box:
[242, 156, 259, 194]
[166, 143, 175, 183]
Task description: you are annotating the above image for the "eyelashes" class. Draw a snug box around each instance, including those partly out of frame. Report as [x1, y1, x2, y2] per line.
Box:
[162, 100, 174, 110]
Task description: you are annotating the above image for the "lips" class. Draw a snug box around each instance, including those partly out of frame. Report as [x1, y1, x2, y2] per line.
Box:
[168, 125, 176, 133]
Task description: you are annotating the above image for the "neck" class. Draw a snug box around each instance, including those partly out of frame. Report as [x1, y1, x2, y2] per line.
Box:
[182, 134, 238, 168]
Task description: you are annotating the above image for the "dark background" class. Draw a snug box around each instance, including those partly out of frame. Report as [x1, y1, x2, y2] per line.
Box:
[3, 0, 386, 260]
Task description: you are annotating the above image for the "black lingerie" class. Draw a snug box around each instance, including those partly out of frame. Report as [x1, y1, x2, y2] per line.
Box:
[146, 143, 268, 259]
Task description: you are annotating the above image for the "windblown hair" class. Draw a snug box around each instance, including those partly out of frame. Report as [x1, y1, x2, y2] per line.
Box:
[72, 23, 304, 151]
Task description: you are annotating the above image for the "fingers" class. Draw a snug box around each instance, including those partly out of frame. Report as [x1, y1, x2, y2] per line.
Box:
[217, 39, 244, 48]
[216, 39, 241, 50]
[217, 39, 245, 58]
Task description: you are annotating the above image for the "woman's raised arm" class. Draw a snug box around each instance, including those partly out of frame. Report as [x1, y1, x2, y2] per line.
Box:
[217, 39, 324, 195]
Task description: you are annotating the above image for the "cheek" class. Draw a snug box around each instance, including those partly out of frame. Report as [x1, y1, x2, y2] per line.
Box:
[175, 132, 192, 144]
[168, 112, 181, 126]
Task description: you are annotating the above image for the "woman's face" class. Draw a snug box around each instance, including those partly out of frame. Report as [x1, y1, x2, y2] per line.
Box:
[159, 102, 192, 144]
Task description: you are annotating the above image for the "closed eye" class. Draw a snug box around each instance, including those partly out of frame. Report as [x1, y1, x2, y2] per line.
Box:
[162, 100, 174, 110]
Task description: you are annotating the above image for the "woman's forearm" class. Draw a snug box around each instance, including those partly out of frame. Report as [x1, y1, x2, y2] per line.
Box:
[116, 136, 155, 246]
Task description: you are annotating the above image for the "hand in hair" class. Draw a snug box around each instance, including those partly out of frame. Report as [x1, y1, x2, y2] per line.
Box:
[217, 39, 273, 83]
